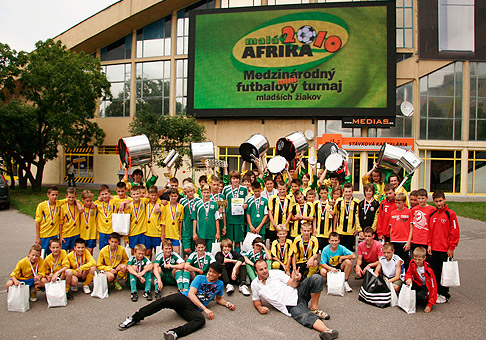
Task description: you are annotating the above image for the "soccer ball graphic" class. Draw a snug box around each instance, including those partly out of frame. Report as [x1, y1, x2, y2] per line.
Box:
[297, 25, 316, 45]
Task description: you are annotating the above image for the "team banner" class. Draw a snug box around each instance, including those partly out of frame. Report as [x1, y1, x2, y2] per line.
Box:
[188, 2, 395, 118]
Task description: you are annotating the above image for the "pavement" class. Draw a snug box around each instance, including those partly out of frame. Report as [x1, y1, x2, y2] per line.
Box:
[1, 207, 486, 340]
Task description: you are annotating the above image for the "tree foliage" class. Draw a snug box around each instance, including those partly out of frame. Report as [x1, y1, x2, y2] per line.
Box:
[0, 40, 111, 191]
[129, 111, 206, 171]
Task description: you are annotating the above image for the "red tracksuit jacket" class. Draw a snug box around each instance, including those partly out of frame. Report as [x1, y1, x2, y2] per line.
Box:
[427, 205, 460, 252]
[376, 199, 396, 238]
[405, 259, 438, 308]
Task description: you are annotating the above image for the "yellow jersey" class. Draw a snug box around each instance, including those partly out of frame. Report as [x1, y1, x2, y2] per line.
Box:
[314, 200, 333, 238]
[11, 257, 45, 280]
[79, 206, 97, 241]
[60, 202, 80, 238]
[62, 249, 96, 274]
[97, 245, 129, 271]
[291, 235, 319, 264]
[35, 200, 63, 238]
[289, 202, 315, 238]
[124, 198, 149, 236]
[42, 250, 68, 276]
[161, 203, 184, 240]
[270, 239, 293, 266]
[145, 200, 163, 238]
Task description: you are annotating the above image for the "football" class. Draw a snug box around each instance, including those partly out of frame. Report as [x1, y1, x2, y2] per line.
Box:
[297, 25, 316, 45]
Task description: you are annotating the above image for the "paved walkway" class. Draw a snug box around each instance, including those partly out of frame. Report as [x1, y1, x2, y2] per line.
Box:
[1, 208, 485, 340]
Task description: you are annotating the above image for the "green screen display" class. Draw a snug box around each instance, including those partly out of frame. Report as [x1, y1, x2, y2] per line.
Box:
[188, 2, 395, 118]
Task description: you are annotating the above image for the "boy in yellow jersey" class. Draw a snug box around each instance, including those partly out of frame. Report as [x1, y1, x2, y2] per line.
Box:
[314, 185, 333, 250]
[291, 223, 319, 278]
[144, 186, 162, 258]
[63, 238, 96, 295]
[120, 186, 149, 252]
[35, 185, 63, 256]
[333, 183, 360, 252]
[40, 238, 71, 299]
[97, 232, 129, 291]
[60, 187, 83, 251]
[94, 184, 120, 250]
[114, 181, 128, 199]
[6, 244, 45, 302]
[79, 190, 98, 254]
[289, 190, 315, 240]
[161, 188, 184, 254]
[270, 224, 293, 275]
[267, 181, 293, 243]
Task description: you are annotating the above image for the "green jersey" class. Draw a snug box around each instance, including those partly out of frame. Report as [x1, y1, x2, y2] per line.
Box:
[246, 195, 269, 231]
[180, 196, 202, 238]
[222, 185, 248, 224]
[154, 251, 184, 273]
[128, 256, 151, 272]
[186, 251, 215, 274]
[192, 199, 220, 239]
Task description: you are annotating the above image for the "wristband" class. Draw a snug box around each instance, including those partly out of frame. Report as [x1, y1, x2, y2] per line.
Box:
[199, 303, 204, 309]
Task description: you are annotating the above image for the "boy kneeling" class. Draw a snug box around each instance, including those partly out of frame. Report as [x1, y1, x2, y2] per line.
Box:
[405, 247, 437, 313]
[97, 232, 129, 291]
[63, 238, 96, 295]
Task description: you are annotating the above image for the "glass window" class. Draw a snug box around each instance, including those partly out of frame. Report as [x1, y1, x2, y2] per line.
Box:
[136, 61, 171, 115]
[470, 62, 486, 141]
[176, 59, 188, 115]
[100, 34, 132, 61]
[468, 151, 486, 194]
[65, 147, 94, 182]
[221, 0, 261, 8]
[136, 16, 172, 58]
[439, 0, 474, 52]
[418, 150, 461, 194]
[396, 0, 413, 48]
[177, 0, 215, 55]
[317, 120, 361, 137]
[99, 64, 131, 117]
[369, 82, 413, 138]
[419, 62, 463, 140]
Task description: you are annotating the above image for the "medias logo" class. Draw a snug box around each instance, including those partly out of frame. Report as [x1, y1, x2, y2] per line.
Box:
[232, 12, 349, 72]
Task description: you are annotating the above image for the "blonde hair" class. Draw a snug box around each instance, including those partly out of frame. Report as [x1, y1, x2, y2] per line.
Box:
[81, 189, 94, 199]
[220, 238, 233, 248]
[183, 183, 196, 192]
[413, 246, 427, 258]
[395, 192, 407, 202]
[275, 224, 287, 233]
[134, 244, 146, 252]
[382, 242, 394, 251]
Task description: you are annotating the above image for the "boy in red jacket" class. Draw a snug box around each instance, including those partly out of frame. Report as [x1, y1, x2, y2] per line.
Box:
[390, 192, 413, 270]
[427, 190, 460, 303]
[405, 247, 437, 313]
[376, 184, 397, 242]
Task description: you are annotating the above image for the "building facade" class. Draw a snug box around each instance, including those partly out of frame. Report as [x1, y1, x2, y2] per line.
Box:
[44, 0, 485, 196]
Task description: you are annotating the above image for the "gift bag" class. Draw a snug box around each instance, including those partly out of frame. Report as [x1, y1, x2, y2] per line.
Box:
[91, 271, 109, 299]
[7, 283, 30, 312]
[112, 213, 130, 235]
[441, 258, 460, 287]
[211, 241, 221, 257]
[327, 270, 345, 296]
[45, 279, 67, 308]
[398, 284, 416, 314]
[241, 232, 259, 254]
[125, 244, 132, 260]
[358, 270, 391, 308]
[387, 281, 398, 307]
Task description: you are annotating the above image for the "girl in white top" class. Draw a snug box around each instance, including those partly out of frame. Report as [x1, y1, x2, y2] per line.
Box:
[374, 242, 404, 293]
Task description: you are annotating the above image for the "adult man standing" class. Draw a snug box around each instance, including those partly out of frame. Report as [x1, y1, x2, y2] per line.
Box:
[251, 259, 338, 340]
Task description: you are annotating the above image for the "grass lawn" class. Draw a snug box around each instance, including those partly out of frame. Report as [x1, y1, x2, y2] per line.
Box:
[8, 186, 486, 222]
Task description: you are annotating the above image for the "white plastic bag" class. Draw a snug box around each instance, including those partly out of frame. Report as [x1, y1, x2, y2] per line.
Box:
[125, 244, 132, 260]
[441, 258, 460, 287]
[386, 281, 398, 307]
[211, 241, 221, 257]
[112, 213, 130, 235]
[7, 283, 30, 312]
[241, 232, 260, 254]
[327, 270, 345, 296]
[91, 271, 109, 299]
[45, 279, 67, 308]
[398, 284, 416, 314]
[155, 243, 163, 257]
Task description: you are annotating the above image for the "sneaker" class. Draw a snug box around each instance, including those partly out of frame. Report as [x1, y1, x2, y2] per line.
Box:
[66, 292, 74, 301]
[344, 281, 353, 293]
[311, 309, 330, 320]
[436, 295, 448, 304]
[226, 283, 234, 295]
[143, 291, 153, 301]
[70, 285, 78, 292]
[155, 290, 161, 300]
[164, 330, 178, 340]
[30, 291, 37, 302]
[319, 329, 339, 340]
[131, 292, 138, 302]
[238, 284, 250, 296]
[114, 281, 123, 291]
[83, 285, 91, 294]
[118, 316, 139, 331]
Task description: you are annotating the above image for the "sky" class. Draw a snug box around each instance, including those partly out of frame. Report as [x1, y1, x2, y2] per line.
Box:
[0, 0, 120, 52]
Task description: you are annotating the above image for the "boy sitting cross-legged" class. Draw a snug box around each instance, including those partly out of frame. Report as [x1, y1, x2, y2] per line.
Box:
[127, 244, 154, 302]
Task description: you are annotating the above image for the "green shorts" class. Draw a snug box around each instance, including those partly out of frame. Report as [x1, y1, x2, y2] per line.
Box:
[226, 223, 245, 243]
[181, 236, 194, 252]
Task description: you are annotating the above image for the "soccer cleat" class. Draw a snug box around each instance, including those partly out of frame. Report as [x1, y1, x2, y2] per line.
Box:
[155, 290, 161, 300]
[70, 285, 78, 292]
[118, 316, 139, 330]
[143, 291, 153, 301]
[30, 291, 37, 302]
[114, 281, 123, 291]
[344, 281, 353, 293]
[226, 283, 234, 294]
[131, 292, 138, 302]
[311, 309, 330, 320]
[239, 284, 250, 296]
[83, 285, 91, 294]
[66, 292, 74, 301]
[164, 330, 178, 340]
[319, 329, 339, 340]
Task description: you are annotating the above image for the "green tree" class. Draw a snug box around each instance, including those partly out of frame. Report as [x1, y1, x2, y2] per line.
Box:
[0, 40, 111, 191]
[129, 111, 206, 171]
